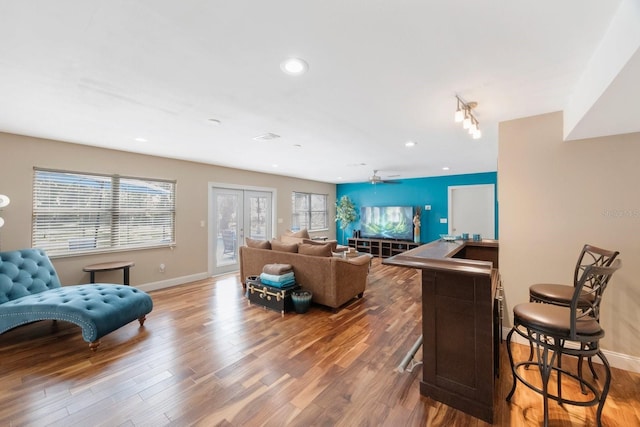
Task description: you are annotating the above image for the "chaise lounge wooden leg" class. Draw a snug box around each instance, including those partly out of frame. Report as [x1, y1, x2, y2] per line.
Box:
[89, 340, 100, 351]
[138, 315, 147, 326]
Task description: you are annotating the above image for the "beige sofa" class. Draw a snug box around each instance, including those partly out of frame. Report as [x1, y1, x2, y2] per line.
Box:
[239, 245, 370, 310]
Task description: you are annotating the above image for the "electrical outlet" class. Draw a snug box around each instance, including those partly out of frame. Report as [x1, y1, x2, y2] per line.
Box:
[424, 205, 431, 210]
[440, 218, 447, 224]
[159, 263, 166, 273]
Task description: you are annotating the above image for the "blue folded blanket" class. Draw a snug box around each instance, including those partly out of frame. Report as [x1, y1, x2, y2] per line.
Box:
[260, 271, 295, 283]
[259, 277, 296, 288]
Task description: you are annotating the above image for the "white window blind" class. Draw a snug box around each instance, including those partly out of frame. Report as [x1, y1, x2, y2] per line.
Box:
[291, 192, 328, 231]
[33, 169, 176, 256]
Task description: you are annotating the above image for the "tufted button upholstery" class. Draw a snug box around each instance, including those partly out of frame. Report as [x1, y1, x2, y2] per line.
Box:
[0, 249, 153, 347]
[0, 248, 61, 304]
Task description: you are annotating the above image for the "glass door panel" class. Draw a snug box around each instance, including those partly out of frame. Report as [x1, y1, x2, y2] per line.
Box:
[211, 187, 272, 276]
[213, 189, 242, 272]
[245, 191, 271, 241]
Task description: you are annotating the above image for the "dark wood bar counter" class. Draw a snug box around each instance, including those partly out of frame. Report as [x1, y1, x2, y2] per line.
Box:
[383, 238, 500, 423]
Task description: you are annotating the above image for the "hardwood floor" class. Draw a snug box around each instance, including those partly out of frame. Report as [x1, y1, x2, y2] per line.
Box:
[1, 259, 639, 426]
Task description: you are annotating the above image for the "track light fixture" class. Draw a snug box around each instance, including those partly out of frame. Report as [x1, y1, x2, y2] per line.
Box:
[454, 95, 481, 139]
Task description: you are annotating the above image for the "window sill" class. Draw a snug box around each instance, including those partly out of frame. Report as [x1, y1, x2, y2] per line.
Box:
[49, 243, 176, 259]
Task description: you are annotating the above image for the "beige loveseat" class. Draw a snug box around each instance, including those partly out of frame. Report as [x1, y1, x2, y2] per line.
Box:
[239, 245, 370, 310]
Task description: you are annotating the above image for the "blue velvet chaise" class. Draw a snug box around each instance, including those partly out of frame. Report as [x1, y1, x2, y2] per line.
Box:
[0, 248, 153, 350]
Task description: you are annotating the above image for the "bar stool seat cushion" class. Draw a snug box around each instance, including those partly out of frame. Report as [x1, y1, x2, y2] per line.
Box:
[530, 283, 596, 307]
[514, 303, 603, 339]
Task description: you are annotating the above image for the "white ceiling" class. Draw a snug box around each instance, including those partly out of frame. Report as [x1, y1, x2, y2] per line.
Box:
[1, 1, 637, 184]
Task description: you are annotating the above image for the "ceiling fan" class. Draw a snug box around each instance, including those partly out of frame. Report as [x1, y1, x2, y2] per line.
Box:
[369, 170, 400, 185]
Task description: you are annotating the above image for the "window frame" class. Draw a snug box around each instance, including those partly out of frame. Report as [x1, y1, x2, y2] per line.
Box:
[291, 191, 328, 232]
[32, 168, 176, 258]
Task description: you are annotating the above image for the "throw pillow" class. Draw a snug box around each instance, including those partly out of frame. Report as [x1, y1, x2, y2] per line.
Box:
[280, 235, 305, 245]
[246, 238, 271, 250]
[271, 240, 299, 253]
[284, 228, 310, 239]
[298, 243, 333, 257]
[302, 238, 338, 252]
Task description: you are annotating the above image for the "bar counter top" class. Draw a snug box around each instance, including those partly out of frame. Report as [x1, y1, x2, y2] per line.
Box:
[383, 238, 498, 274]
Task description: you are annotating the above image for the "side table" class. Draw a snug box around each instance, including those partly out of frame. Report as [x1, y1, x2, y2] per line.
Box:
[83, 261, 135, 285]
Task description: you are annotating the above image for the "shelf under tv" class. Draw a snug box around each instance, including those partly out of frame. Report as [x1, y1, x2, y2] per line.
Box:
[347, 237, 420, 258]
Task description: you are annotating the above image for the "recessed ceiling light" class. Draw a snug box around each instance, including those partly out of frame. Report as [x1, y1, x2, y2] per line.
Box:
[280, 58, 308, 75]
[134, 137, 147, 142]
[272, 164, 279, 168]
[442, 166, 450, 171]
[405, 141, 416, 147]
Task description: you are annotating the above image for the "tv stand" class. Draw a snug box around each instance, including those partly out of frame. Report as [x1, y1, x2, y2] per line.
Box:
[348, 237, 419, 258]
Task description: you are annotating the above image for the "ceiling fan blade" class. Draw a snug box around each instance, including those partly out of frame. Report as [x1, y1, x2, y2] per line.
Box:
[368, 170, 401, 184]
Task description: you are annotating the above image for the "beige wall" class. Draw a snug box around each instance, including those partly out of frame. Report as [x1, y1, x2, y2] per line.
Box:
[499, 111, 640, 357]
[0, 132, 336, 287]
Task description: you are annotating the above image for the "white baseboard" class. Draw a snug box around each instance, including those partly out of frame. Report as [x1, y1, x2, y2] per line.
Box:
[502, 326, 640, 374]
[136, 272, 211, 292]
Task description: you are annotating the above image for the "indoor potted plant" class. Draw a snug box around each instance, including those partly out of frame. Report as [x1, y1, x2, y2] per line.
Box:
[335, 195, 357, 244]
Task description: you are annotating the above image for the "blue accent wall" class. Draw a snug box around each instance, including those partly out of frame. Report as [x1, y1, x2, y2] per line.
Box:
[336, 172, 498, 245]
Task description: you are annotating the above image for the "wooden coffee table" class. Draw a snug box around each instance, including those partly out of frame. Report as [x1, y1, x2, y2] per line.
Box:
[83, 261, 135, 285]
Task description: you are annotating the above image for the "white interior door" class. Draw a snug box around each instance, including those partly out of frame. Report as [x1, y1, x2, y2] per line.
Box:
[210, 186, 273, 275]
[448, 184, 495, 239]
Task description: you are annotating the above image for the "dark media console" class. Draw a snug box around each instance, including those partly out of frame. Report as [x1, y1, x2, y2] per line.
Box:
[347, 237, 420, 258]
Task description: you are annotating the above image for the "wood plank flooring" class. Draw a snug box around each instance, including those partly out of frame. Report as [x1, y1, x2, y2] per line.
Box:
[1, 259, 639, 426]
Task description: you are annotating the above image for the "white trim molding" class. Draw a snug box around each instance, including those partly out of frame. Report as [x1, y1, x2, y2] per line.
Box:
[137, 272, 211, 293]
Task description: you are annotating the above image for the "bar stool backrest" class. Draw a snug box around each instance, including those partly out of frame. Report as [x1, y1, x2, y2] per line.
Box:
[573, 244, 619, 288]
[571, 258, 622, 340]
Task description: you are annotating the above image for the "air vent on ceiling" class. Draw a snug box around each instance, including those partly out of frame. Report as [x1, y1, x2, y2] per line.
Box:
[253, 133, 281, 141]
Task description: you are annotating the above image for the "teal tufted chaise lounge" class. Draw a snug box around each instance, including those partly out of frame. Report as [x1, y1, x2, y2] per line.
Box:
[0, 248, 153, 350]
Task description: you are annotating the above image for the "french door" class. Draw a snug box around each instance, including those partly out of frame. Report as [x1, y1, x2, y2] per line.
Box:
[210, 186, 273, 275]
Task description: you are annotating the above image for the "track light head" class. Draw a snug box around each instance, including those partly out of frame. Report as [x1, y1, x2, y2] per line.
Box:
[454, 96, 481, 139]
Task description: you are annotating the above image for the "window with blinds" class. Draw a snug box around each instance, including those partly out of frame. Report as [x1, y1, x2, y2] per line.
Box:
[33, 169, 176, 256]
[291, 192, 328, 231]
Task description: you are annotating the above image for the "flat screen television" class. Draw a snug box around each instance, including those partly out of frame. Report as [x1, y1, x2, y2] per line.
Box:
[360, 206, 414, 241]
